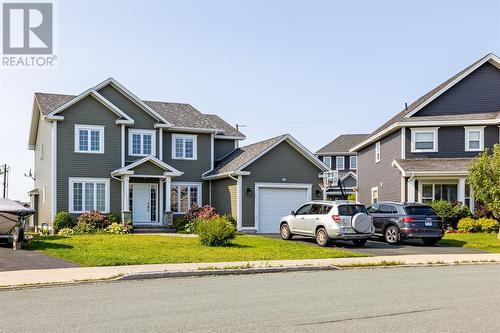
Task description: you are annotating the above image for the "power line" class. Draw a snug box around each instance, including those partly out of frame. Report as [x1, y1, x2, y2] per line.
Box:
[242, 116, 388, 127]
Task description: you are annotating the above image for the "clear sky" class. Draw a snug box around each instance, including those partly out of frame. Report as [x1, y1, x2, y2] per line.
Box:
[0, 0, 499, 201]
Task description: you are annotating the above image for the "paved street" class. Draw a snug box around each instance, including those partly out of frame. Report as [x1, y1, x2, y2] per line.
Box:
[266, 235, 487, 256]
[1, 265, 499, 332]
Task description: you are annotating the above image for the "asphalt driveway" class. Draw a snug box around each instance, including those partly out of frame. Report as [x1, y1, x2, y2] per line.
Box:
[266, 235, 487, 256]
[0, 242, 78, 272]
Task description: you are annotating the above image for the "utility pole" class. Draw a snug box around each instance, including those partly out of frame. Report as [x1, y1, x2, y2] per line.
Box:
[1, 164, 8, 199]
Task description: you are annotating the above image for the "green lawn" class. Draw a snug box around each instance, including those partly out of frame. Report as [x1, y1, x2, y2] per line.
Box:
[25, 234, 366, 266]
[440, 233, 500, 253]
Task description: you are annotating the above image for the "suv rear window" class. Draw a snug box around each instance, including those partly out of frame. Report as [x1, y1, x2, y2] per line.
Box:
[338, 205, 367, 216]
[404, 206, 436, 215]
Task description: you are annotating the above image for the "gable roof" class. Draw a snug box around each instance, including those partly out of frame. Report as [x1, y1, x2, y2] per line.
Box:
[111, 155, 183, 176]
[315, 134, 368, 155]
[203, 134, 329, 179]
[351, 53, 500, 152]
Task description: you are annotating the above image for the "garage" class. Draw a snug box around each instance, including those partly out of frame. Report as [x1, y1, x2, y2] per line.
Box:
[256, 185, 311, 233]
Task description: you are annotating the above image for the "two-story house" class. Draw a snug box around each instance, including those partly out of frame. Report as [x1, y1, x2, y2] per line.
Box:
[28, 78, 328, 233]
[351, 53, 500, 213]
[315, 134, 367, 199]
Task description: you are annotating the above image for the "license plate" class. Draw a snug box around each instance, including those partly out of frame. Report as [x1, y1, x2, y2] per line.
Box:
[425, 219, 433, 227]
[341, 227, 355, 234]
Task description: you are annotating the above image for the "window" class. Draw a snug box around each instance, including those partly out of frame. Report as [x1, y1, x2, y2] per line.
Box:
[172, 134, 197, 160]
[170, 183, 201, 213]
[350, 156, 357, 170]
[129, 129, 156, 156]
[338, 205, 368, 216]
[323, 156, 332, 168]
[411, 128, 438, 152]
[295, 204, 311, 215]
[404, 206, 436, 215]
[336, 156, 345, 170]
[375, 142, 381, 163]
[74, 125, 104, 153]
[371, 187, 379, 204]
[379, 205, 396, 214]
[367, 204, 379, 213]
[465, 126, 484, 152]
[69, 178, 109, 213]
[421, 183, 458, 203]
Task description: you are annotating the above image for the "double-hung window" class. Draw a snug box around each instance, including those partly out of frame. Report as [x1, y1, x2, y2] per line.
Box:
[465, 126, 484, 152]
[129, 129, 156, 156]
[170, 183, 202, 213]
[411, 128, 438, 153]
[350, 156, 357, 170]
[375, 141, 381, 163]
[69, 178, 110, 213]
[323, 156, 332, 168]
[74, 125, 104, 153]
[172, 134, 197, 160]
[336, 156, 345, 170]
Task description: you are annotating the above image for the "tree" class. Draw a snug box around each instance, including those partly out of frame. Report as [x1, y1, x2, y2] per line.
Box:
[467, 144, 500, 238]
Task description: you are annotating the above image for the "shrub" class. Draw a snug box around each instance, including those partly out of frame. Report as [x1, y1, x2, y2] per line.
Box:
[53, 211, 72, 232]
[473, 201, 495, 219]
[57, 227, 74, 236]
[76, 211, 110, 229]
[476, 218, 500, 233]
[73, 222, 97, 234]
[195, 216, 236, 246]
[430, 200, 472, 229]
[104, 222, 131, 234]
[221, 214, 237, 228]
[173, 217, 189, 233]
[107, 213, 121, 224]
[185, 205, 218, 222]
[457, 217, 480, 233]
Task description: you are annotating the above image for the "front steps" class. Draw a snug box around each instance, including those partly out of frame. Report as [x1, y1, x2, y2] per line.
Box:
[132, 226, 176, 234]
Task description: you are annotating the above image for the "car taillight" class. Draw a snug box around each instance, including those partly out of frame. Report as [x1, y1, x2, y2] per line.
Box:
[331, 215, 341, 222]
[403, 217, 416, 223]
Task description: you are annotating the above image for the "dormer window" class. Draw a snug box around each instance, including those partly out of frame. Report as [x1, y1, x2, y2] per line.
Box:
[129, 129, 156, 156]
[465, 126, 485, 152]
[411, 128, 438, 153]
[172, 134, 197, 160]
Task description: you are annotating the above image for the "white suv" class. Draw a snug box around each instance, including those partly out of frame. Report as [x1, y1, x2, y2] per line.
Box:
[279, 200, 375, 247]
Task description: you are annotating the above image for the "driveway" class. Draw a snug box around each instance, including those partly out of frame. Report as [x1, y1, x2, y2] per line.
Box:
[265, 235, 487, 256]
[0, 243, 78, 272]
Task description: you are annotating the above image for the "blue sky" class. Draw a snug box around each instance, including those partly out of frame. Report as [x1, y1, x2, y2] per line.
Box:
[1, 0, 499, 200]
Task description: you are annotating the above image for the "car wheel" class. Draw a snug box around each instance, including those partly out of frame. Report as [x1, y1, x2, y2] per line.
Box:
[352, 239, 367, 247]
[384, 225, 399, 245]
[315, 227, 330, 247]
[280, 223, 293, 240]
[422, 237, 441, 246]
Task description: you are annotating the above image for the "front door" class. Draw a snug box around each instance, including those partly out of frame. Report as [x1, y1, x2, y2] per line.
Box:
[132, 184, 158, 224]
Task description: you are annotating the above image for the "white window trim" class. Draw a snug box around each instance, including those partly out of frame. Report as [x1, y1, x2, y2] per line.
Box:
[375, 141, 381, 163]
[336, 156, 345, 170]
[464, 126, 485, 152]
[170, 182, 202, 213]
[323, 156, 332, 168]
[69, 177, 110, 214]
[172, 134, 198, 160]
[74, 124, 105, 154]
[371, 186, 379, 204]
[411, 127, 439, 153]
[349, 156, 357, 170]
[128, 129, 156, 157]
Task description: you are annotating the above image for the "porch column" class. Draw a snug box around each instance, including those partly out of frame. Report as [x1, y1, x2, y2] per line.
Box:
[407, 178, 415, 202]
[165, 176, 171, 212]
[457, 178, 466, 206]
[122, 175, 131, 224]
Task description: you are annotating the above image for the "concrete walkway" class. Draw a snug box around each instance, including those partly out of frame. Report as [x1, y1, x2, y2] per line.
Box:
[1, 253, 499, 288]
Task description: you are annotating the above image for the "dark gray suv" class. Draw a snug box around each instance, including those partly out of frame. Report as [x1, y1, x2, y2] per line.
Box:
[367, 202, 444, 245]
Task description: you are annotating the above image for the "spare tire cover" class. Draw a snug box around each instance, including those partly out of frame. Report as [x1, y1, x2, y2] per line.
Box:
[351, 213, 372, 233]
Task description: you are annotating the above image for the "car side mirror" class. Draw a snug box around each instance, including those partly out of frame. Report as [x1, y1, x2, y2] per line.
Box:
[290, 210, 296, 216]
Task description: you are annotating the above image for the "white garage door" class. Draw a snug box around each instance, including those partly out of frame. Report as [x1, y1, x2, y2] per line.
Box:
[257, 187, 310, 233]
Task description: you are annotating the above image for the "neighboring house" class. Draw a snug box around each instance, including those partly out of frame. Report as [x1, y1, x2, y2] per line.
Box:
[351, 53, 500, 213]
[27, 78, 328, 233]
[315, 134, 367, 199]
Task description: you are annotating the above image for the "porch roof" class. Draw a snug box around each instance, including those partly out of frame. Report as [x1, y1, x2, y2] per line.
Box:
[393, 158, 473, 177]
[111, 155, 183, 177]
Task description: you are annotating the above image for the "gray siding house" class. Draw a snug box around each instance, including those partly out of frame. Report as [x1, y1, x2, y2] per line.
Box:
[28, 78, 328, 233]
[352, 53, 500, 213]
[315, 134, 367, 199]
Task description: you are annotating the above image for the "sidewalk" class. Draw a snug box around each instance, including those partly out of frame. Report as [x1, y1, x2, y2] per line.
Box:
[1, 253, 499, 288]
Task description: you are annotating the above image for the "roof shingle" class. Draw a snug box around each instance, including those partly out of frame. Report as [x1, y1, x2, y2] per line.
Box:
[316, 134, 368, 155]
[394, 158, 473, 173]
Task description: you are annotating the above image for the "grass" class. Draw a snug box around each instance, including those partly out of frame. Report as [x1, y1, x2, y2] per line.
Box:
[25, 234, 366, 267]
[440, 233, 500, 253]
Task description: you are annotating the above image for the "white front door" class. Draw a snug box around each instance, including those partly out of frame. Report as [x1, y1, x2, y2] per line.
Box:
[132, 184, 158, 224]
